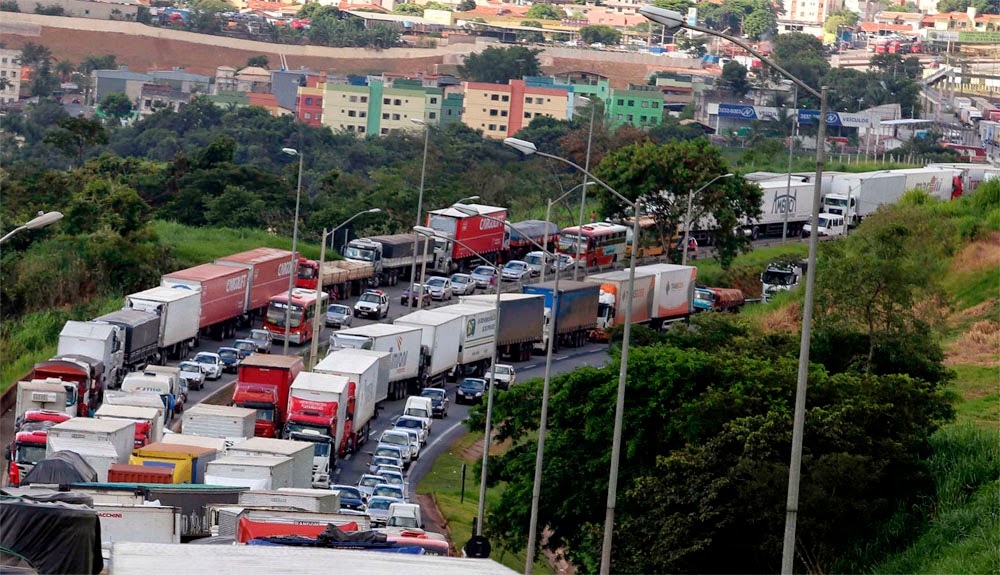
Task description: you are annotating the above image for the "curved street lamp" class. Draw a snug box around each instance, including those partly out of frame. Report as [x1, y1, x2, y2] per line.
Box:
[280, 147, 305, 355]
[0, 211, 64, 244]
[640, 7, 828, 574]
[681, 173, 734, 266]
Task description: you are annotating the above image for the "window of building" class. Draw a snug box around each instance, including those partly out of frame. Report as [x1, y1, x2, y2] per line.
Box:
[524, 112, 531, 119]
[144, 99, 152, 108]
[382, 113, 390, 120]
[501, 110, 508, 117]
[616, 113, 623, 120]
[430, 97, 438, 104]
[394, 99, 402, 105]
[490, 109, 498, 116]
[617, 99, 624, 106]
[0, 71, 6, 77]
[349, 95, 358, 102]
[348, 125, 355, 132]
[429, 112, 437, 119]
[627, 114, 634, 121]
[640, 116, 647, 122]
[499, 125, 506, 131]
[304, 112, 311, 119]
[628, 100, 635, 106]
[360, 111, 367, 118]
[348, 110, 357, 117]
[502, 95, 509, 102]
[361, 96, 368, 103]
[359, 126, 366, 133]
[381, 128, 389, 134]
[652, 101, 660, 109]
[305, 97, 313, 105]
[525, 97, 533, 104]
[491, 94, 499, 101]
[392, 114, 401, 120]
[383, 98, 391, 105]
[641, 101, 649, 108]
[489, 124, 497, 130]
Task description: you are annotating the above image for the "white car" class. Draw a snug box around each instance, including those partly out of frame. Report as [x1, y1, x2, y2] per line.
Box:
[193, 352, 223, 380]
[376, 469, 407, 499]
[484, 364, 516, 390]
[395, 415, 428, 444]
[425, 276, 453, 301]
[395, 428, 422, 461]
[379, 430, 415, 465]
[177, 361, 206, 391]
[450, 273, 476, 295]
[354, 289, 389, 319]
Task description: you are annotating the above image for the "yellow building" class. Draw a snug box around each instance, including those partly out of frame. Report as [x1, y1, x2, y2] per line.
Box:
[461, 80, 570, 139]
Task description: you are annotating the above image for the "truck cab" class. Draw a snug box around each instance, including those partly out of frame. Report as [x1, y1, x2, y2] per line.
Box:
[760, 262, 805, 303]
[121, 372, 176, 420]
[387, 502, 423, 530]
[6, 429, 49, 486]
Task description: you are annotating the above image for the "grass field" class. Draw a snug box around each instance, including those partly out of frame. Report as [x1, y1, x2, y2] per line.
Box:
[416, 431, 554, 573]
[155, 220, 322, 268]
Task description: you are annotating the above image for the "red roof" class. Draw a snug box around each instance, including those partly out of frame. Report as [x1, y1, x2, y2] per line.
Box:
[932, 11, 971, 19]
[465, 2, 529, 17]
[860, 22, 913, 32]
[339, 1, 389, 12]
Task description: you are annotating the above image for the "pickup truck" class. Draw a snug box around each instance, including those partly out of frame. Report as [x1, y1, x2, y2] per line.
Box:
[354, 290, 389, 319]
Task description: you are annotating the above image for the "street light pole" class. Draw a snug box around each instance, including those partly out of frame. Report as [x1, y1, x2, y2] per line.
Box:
[574, 96, 596, 281]
[543, 181, 594, 284]
[639, 7, 829, 573]
[783, 82, 798, 244]
[408, 118, 430, 307]
[417, 195, 481, 307]
[309, 209, 382, 369]
[281, 147, 304, 356]
[0, 211, 63, 244]
[681, 174, 733, 266]
[502, 137, 640, 575]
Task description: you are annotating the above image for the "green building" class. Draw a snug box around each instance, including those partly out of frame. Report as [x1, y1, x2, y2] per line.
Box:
[606, 84, 666, 129]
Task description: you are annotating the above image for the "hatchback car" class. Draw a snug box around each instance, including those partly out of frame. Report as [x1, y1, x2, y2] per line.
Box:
[372, 483, 406, 501]
[502, 260, 531, 282]
[326, 304, 353, 328]
[420, 387, 449, 418]
[366, 495, 402, 527]
[178, 361, 206, 392]
[470, 266, 498, 289]
[379, 431, 415, 465]
[456, 378, 488, 405]
[395, 415, 428, 444]
[450, 273, 476, 295]
[400, 284, 432, 306]
[523, 251, 547, 277]
[233, 339, 255, 360]
[194, 352, 224, 380]
[330, 484, 367, 511]
[370, 444, 406, 473]
[425, 276, 453, 301]
[376, 469, 407, 498]
[217, 347, 240, 374]
[248, 329, 273, 353]
[357, 474, 387, 500]
[370, 454, 405, 474]
[553, 253, 575, 272]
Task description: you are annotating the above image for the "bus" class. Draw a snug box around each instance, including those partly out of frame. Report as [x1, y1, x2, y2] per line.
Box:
[624, 215, 675, 258]
[263, 288, 329, 344]
[558, 222, 628, 267]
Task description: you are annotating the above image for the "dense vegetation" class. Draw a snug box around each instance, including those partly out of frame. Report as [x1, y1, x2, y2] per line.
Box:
[471, 185, 1000, 573]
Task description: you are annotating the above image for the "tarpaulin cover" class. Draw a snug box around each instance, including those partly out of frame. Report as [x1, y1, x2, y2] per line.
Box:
[21, 451, 98, 486]
[318, 525, 387, 544]
[0, 498, 102, 574]
[0, 487, 93, 507]
[247, 537, 425, 554]
[235, 517, 359, 543]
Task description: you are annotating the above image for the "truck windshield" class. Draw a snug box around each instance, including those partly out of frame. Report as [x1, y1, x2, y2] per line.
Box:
[63, 384, 78, 407]
[827, 197, 848, 208]
[266, 302, 303, 328]
[255, 408, 275, 422]
[694, 289, 715, 304]
[344, 246, 375, 262]
[15, 443, 46, 465]
[762, 271, 795, 285]
[298, 266, 317, 280]
[558, 233, 586, 255]
[597, 303, 614, 321]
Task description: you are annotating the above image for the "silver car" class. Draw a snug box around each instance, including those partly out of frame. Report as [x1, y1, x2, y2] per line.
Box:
[470, 265, 497, 289]
[502, 260, 531, 282]
[425, 276, 453, 301]
[450, 273, 476, 295]
[326, 304, 353, 328]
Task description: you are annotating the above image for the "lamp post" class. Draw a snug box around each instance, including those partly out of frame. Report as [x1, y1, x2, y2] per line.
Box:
[640, 6, 828, 573]
[0, 211, 63, 244]
[574, 95, 597, 281]
[309, 208, 382, 369]
[281, 147, 304, 356]
[543, 181, 595, 284]
[414, 224, 507, 540]
[416, 195, 481, 307]
[503, 136, 641, 575]
[783, 81, 799, 244]
[681, 173, 733, 266]
[408, 118, 431, 307]
[446, 206, 562, 575]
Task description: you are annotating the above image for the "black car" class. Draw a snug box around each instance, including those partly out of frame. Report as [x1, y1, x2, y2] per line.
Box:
[420, 387, 449, 418]
[455, 378, 487, 405]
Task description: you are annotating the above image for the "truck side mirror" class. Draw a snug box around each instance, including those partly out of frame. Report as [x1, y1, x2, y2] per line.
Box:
[4, 447, 12, 461]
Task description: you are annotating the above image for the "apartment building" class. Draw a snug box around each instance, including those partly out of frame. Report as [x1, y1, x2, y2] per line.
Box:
[606, 85, 665, 129]
[462, 80, 570, 139]
[0, 49, 22, 105]
[319, 77, 460, 136]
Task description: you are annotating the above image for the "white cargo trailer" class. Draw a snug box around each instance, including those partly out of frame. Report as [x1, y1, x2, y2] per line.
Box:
[124, 286, 201, 360]
[329, 324, 423, 400]
[313, 348, 390, 456]
[96, 504, 181, 554]
[95, 404, 164, 445]
[394, 310, 463, 385]
[238, 489, 340, 513]
[182, 404, 256, 445]
[58, 321, 126, 389]
[283, 371, 351, 487]
[14, 380, 71, 418]
[45, 418, 135, 481]
[205, 455, 295, 490]
[433, 303, 498, 376]
[227, 437, 313, 489]
[160, 434, 229, 454]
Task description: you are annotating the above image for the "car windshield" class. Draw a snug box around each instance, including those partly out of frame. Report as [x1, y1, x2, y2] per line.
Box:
[494, 366, 511, 376]
[421, 389, 444, 400]
[463, 379, 486, 391]
[250, 330, 269, 340]
[368, 498, 393, 510]
[179, 362, 201, 373]
[451, 275, 469, 284]
[329, 305, 350, 315]
[381, 433, 408, 447]
[427, 277, 446, 287]
[473, 266, 495, 276]
[505, 262, 526, 271]
[375, 446, 402, 458]
[524, 254, 543, 266]
[374, 457, 400, 468]
[218, 349, 237, 359]
[396, 418, 422, 430]
[235, 341, 254, 351]
[360, 293, 381, 303]
[334, 486, 362, 499]
[194, 354, 216, 364]
[374, 486, 402, 497]
[359, 476, 384, 488]
[379, 474, 403, 485]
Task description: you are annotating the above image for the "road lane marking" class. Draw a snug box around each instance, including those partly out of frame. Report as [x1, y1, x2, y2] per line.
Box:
[423, 420, 464, 452]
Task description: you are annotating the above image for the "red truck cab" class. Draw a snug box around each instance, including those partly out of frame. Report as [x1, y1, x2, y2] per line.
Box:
[296, 257, 319, 291]
[31, 355, 105, 417]
[7, 430, 49, 486]
[232, 354, 304, 437]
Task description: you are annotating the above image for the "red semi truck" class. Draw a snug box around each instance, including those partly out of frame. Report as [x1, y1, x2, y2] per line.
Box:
[231, 354, 304, 438]
[30, 355, 106, 417]
[162, 263, 251, 340]
[426, 203, 508, 273]
[215, 248, 297, 318]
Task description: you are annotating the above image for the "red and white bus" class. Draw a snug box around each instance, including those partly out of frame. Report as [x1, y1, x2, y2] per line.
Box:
[557, 222, 629, 267]
[263, 288, 329, 345]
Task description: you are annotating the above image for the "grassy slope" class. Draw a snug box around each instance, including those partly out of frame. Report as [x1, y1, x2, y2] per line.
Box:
[1, 221, 318, 393]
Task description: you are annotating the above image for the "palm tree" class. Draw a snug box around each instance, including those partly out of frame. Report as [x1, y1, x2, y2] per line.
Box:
[54, 59, 75, 82]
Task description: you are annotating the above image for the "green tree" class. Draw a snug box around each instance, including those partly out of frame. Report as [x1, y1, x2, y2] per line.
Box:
[823, 8, 859, 34]
[579, 24, 621, 45]
[43, 116, 109, 166]
[719, 60, 750, 98]
[392, 3, 423, 15]
[423, 1, 451, 10]
[100, 92, 134, 120]
[19, 42, 51, 67]
[652, 0, 692, 11]
[676, 34, 708, 57]
[517, 23, 545, 44]
[296, 3, 337, 19]
[524, 2, 565, 19]
[78, 54, 117, 74]
[772, 32, 829, 93]
[33, 3, 65, 15]
[743, 8, 776, 39]
[936, 0, 998, 14]
[456, 0, 475, 10]
[204, 185, 268, 228]
[53, 58, 75, 82]
[594, 139, 762, 267]
[245, 55, 269, 68]
[457, 45, 542, 84]
[0, 0, 21, 11]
